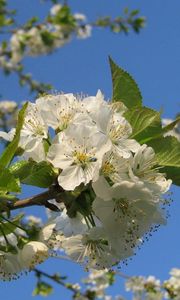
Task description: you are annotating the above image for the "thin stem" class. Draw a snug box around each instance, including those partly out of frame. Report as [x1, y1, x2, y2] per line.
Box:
[0, 215, 27, 232]
[0, 224, 9, 245]
[34, 268, 78, 293]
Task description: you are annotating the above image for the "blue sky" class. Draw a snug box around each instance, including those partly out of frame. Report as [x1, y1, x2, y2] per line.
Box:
[0, 1, 180, 299]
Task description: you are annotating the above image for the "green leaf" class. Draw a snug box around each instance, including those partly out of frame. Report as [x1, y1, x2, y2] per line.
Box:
[33, 281, 53, 297]
[109, 57, 142, 108]
[41, 31, 54, 47]
[10, 161, 57, 188]
[0, 193, 18, 215]
[0, 193, 18, 202]
[148, 136, 180, 185]
[0, 169, 20, 193]
[9, 160, 34, 180]
[0, 103, 28, 170]
[124, 107, 162, 143]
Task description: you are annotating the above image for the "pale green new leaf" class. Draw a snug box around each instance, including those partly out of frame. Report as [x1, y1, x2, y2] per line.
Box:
[109, 57, 142, 108]
[33, 281, 53, 297]
[10, 160, 57, 188]
[9, 160, 34, 181]
[0, 169, 20, 193]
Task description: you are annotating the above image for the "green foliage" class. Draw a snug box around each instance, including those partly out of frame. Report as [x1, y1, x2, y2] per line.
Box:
[24, 16, 39, 30]
[33, 281, 53, 297]
[0, 103, 28, 169]
[40, 31, 54, 47]
[125, 107, 162, 143]
[109, 57, 142, 108]
[10, 160, 57, 188]
[95, 8, 145, 34]
[48, 5, 76, 28]
[0, 0, 15, 28]
[148, 136, 180, 185]
[63, 186, 95, 220]
[0, 168, 20, 193]
[0, 193, 17, 214]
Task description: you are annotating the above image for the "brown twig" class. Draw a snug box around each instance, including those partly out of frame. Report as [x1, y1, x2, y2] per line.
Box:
[7, 185, 63, 211]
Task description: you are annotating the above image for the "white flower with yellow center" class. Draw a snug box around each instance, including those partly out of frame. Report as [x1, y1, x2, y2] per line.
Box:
[93, 181, 166, 259]
[61, 227, 119, 269]
[36, 93, 80, 131]
[19, 103, 48, 162]
[100, 151, 130, 184]
[128, 144, 172, 197]
[107, 112, 140, 158]
[81, 92, 140, 158]
[0, 102, 48, 162]
[47, 122, 111, 190]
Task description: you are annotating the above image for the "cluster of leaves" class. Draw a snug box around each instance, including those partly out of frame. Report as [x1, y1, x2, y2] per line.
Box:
[0, 0, 16, 29]
[95, 8, 145, 34]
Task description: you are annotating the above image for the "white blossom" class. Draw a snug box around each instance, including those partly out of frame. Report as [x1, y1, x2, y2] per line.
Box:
[36, 93, 80, 131]
[48, 122, 111, 190]
[77, 25, 92, 39]
[61, 227, 119, 269]
[0, 241, 49, 281]
[0, 102, 48, 161]
[128, 144, 172, 198]
[0, 251, 23, 281]
[126, 276, 145, 293]
[53, 208, 88, 237]
[19, 241, 49, 270]
[50, 4, 62, 16]
[0, 101, 17, 114]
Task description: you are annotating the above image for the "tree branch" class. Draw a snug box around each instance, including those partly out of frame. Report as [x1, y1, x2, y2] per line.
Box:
[7, 185, 63, 211]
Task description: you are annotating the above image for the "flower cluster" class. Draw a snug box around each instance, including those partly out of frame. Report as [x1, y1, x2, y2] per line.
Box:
[0, 91, 172, 274]
[125, 268, 180, 300]
[164, 268, 180, 299]
[83, 269, 116, 299]
[126, 275, 163, 300]
[1, 4, 91, 68]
